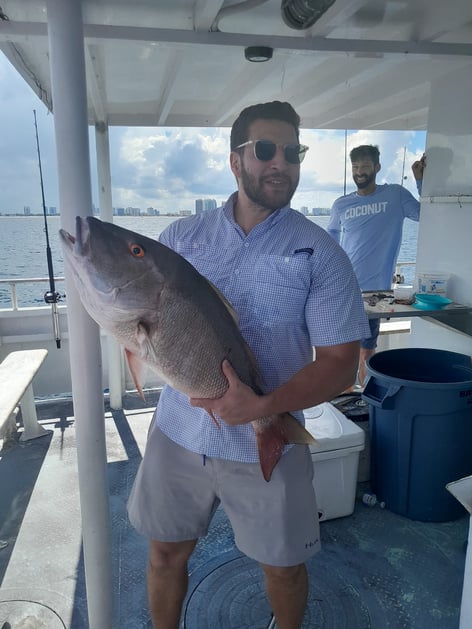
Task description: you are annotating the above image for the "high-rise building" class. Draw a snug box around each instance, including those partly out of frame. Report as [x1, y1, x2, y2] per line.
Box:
[24, 206, 31, 216]
[125, 206, 141, 216]
[195, 198, 217, 214]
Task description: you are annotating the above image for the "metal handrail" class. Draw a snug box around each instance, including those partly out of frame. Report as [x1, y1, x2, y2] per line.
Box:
[393, 261, 416, 285]
[0, 277, 66, 311]
[0, 262, 417, 311]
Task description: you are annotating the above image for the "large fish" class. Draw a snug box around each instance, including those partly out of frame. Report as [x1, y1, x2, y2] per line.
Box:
[59, 216, 315, 481]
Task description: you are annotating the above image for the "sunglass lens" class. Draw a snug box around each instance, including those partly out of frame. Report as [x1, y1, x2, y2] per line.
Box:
[252, 141, 307, 164]
[284, 145, 299, 164]
[254, 140, 276, 161]
[285, 145, 306, 164]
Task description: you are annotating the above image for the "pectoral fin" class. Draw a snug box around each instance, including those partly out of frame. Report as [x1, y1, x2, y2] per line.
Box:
[125, 348, 147, 401]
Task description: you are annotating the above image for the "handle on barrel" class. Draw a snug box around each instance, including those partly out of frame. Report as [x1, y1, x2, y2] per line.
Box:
[362, 379, 402, 409]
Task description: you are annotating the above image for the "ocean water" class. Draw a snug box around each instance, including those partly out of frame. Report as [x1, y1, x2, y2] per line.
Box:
[0, 214, 418, 307]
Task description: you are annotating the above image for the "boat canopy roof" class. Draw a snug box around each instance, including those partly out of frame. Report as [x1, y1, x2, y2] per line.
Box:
[1, 0, 472, 130]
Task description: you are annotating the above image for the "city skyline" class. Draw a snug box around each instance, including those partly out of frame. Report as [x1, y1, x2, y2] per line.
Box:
[0, 199, 332, 218]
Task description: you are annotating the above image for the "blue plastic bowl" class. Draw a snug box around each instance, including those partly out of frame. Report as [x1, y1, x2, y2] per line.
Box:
[413, 293, 452, 309]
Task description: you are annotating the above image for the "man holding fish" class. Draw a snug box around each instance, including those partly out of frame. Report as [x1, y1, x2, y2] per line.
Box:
[60, 101, 370, 628]
[130, 101, 369, 629]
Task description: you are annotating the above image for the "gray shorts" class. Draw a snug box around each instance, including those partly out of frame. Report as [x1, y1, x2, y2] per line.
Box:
[127, 426, 321, 567]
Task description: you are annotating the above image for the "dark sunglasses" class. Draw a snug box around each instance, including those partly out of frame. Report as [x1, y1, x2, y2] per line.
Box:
[235, 139, 309, 164]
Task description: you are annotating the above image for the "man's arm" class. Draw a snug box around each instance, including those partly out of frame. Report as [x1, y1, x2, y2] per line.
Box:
[190, 341, 360, 425]
[326, 226, 341, 244]
[327, 200, 342, 243]
[412, 153, 426, 181]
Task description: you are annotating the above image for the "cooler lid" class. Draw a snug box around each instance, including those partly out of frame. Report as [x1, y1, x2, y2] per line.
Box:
[304, 402, 365, 452]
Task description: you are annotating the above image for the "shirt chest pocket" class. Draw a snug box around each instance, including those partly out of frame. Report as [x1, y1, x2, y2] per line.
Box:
[249, 255, 311, 323]
[173, 242, 232, 287]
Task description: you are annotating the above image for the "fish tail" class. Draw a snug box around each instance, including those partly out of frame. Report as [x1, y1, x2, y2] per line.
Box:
[256, 413, 317, 482]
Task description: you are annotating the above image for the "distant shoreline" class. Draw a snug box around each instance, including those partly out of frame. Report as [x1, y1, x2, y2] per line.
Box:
[0, 213, 184, 218]
[0, 211, 332, 218]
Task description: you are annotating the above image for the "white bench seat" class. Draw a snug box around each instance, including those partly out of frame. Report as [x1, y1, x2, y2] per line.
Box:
[0, 348, 50, 441]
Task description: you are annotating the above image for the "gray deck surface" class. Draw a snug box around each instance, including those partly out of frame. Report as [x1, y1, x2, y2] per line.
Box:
[0, 392, 468, 628]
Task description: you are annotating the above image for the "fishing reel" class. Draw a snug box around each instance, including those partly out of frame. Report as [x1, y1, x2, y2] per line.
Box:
[392, 272, 405, 284]
[44, 290, 64, 305]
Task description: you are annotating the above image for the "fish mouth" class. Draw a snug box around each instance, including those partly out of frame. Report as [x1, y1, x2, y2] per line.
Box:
[59, 217, 90, 254]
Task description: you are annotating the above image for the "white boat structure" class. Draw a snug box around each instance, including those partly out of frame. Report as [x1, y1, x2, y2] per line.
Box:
[1, 2, 472, 628]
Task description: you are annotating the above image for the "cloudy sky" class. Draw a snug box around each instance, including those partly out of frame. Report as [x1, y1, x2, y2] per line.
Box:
[0, 52, 426, 215]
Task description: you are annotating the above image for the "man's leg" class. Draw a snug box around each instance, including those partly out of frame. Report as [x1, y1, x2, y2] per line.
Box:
[261, 563, 308, 629]
[147, 538, 197, 629]
[358, 347, 375, 388]
[357, 318, 380, 388]
[128, 428, 220, 627]
[218, 447, 318, 628]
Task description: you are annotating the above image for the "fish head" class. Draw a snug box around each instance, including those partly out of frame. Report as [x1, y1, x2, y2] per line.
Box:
[59, 216, 167, 353]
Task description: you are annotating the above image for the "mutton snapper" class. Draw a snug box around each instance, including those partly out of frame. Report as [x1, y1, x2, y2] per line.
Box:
[59, 216, 316, 481]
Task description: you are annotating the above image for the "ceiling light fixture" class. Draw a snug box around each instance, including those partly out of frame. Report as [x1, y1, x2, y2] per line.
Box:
[281, 0, 336, 30]
[244, 46, 273, 62]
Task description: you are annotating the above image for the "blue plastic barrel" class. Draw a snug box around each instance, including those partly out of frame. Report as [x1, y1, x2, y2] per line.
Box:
[362, 348, 472, 522]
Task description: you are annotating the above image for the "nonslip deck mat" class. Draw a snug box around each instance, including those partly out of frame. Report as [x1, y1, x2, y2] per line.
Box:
[0, 401, 468, 629]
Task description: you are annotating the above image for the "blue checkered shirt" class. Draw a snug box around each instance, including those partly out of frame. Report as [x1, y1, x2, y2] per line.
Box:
[152, 193, 370, 463]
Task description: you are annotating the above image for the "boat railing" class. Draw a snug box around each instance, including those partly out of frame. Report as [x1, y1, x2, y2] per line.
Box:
[0, 262, 417, 311]
[0, 277, 66, 311]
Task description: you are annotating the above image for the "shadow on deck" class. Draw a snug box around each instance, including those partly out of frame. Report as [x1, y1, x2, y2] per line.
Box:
[0, 393, 468, 628]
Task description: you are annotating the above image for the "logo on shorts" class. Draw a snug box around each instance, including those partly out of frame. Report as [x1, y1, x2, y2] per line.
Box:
[305, 539, 320, 550]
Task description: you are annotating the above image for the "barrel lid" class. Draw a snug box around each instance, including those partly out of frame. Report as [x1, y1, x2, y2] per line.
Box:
[304, 402, 365, 452]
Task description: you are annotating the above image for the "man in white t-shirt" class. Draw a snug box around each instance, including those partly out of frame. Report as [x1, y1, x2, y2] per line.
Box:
[328, 144, 426, 386]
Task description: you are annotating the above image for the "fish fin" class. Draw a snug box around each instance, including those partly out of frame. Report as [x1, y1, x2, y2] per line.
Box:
[208, 410, 221, 429]
[205, 278, 240, 326]
[125, 348, 147, 401]
[256, 413, 317, 482]
[202, 279, 265, 391]
[241, 339, 265, 393]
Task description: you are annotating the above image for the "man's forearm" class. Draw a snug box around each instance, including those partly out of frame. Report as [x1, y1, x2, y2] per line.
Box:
[260, 342, 360, 418]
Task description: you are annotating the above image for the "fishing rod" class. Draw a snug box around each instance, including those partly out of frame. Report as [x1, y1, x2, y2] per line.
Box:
[33, 109, 62, 349]
[343, 129, 347, 196]
[400, 145, 407, 186]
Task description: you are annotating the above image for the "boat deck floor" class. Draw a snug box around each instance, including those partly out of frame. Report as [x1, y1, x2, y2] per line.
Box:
[0, 393, 468, 628]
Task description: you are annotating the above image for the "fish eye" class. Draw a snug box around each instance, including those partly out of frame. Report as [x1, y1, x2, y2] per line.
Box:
[130, 243, 145, 257]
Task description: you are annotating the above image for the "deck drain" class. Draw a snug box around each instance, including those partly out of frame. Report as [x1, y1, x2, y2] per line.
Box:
[182, 551, 371, 628]
[0, 600, 66, 628]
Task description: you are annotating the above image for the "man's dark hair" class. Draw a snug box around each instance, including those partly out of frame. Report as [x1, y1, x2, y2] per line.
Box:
[350, 145, 380, 165]
[230, 101, 301, 150]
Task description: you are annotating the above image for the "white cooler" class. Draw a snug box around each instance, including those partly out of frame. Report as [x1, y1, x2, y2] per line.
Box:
[304, 402, 365, 521]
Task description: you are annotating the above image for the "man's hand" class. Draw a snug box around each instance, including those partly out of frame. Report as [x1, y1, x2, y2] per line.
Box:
[412, 153, 426, 180]
[190, 360, 263, 425]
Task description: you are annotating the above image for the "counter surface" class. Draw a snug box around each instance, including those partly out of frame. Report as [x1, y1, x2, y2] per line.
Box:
[363, 291, 471, 320]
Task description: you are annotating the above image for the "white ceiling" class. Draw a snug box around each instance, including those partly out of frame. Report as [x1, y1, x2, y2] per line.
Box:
[1, 0, 472, 130]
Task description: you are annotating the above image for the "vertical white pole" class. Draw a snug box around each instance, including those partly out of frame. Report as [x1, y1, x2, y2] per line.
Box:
[95, 121, 113, 223]
[46, 1, 114, 627]
[95, 122, 123, 410]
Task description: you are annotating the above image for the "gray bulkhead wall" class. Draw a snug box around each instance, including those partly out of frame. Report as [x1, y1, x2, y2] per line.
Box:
[411, 63, 472, 354]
